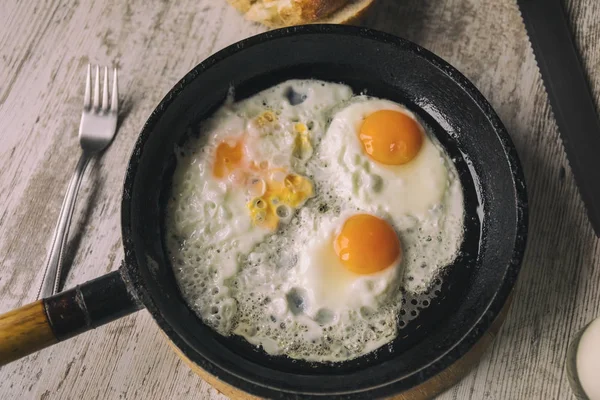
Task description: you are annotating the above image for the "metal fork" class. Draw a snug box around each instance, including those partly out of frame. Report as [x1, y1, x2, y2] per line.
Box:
[37, 64, 119, 299]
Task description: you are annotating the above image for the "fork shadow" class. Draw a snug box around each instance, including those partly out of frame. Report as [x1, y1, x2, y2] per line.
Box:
[57, 163, 101, 290]
[116, 94, 134, 132]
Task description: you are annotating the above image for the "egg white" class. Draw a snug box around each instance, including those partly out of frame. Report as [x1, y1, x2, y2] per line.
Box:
[317, 98, 449, 219]
[167, 80, 464, 362]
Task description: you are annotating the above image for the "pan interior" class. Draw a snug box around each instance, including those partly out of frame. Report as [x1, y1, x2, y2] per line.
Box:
[123, 26, 525, 398]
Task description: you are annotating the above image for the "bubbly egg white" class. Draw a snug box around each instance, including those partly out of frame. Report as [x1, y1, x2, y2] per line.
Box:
[167, 79, 465, 362]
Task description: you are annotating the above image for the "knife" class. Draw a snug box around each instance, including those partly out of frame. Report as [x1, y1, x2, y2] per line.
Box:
[517, 0, 600, 237]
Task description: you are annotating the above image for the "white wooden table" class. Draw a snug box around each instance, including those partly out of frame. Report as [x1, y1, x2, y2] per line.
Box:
[1, 0, 599, 399]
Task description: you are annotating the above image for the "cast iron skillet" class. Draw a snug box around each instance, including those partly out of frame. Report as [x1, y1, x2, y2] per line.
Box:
[0, 25, 527, 399]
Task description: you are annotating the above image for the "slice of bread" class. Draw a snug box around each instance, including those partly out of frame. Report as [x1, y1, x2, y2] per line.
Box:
[227, 0, 375, 28]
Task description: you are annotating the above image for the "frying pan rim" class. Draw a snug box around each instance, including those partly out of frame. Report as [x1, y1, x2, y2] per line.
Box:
[121, 24, 528, 397]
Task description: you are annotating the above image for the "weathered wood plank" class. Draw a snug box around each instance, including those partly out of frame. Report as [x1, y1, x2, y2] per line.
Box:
[0, 0, 598, 399]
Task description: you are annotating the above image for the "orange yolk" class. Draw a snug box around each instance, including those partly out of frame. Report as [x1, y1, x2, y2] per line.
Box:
[334, 214, 401, 275]
[213, 140, 244, 178]
[359, 110, 423, 165]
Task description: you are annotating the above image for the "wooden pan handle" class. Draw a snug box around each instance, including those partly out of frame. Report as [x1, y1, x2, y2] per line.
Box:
[0, 270, 141, 366]
[0, 301, 57, 364]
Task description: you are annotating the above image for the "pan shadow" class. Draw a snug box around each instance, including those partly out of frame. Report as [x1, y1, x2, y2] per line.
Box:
[495, 118, 594, 341]
[358, 0, 432, 44]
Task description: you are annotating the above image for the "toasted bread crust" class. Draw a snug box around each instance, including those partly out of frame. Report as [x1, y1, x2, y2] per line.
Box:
[283, 0, 349, 25]
[227, 0, 371, 28]
[321, 0, 374, 25]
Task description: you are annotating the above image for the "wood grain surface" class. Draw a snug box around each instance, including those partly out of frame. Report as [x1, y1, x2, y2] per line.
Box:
[0, 0, 599, 399]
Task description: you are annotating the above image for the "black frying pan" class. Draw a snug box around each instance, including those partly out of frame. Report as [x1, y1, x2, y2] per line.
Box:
[0, 25, 527, 399]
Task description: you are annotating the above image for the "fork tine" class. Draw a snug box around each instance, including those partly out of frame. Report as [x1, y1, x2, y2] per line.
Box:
[83, 64, 91, 110]
[102, 66, 109, 112]
[111, 67, 118, 114]
[93, 65, 100, 110]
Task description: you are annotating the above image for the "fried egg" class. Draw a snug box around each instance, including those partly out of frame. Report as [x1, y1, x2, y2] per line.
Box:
[296, 212, 402, 317]
[318, 98, 448, 219]
[167, 79, 464, 362]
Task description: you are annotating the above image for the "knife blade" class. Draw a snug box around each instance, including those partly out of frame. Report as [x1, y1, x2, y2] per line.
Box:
[517, 0, 600, 237]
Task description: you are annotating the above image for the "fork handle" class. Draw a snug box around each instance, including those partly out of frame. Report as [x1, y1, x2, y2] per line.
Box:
[37, 152, 92, 299]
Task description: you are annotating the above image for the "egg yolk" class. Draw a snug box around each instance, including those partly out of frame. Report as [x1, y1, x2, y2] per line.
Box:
[359, 110, 423, 165]
[334, 214, 401, 275]
[213, 140, 244, 179]
[247, 173, 313, 230]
